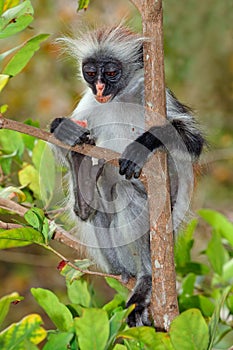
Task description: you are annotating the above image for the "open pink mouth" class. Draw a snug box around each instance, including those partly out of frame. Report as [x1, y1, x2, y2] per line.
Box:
[95, 95, 112, 103]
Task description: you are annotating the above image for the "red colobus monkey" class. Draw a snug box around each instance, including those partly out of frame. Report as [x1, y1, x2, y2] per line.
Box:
[50, 25, 204, 327]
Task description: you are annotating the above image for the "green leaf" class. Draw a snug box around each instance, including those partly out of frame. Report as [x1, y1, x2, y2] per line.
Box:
[0, 104, 8, 113]
[42, 331, 74, 350]
[170, 309, 209, 350]
[208, 286, 232, 350]
[175, 219, 197, 268]
[32, 140, 55, 205]
[206, 230, 228, 275]
[0, 0, 34, 39]
[105, 277, 129, 299]
[74, 308, 109, 350]
[179, 295, 215, 317]
[31, 288, 73, 332]
[24, 208, 44, 231]
[18, 163, 40, 198]
[199, 209, 233, 247]
[0, 313, 46, 349]
[77, 0, 90, 11]
[67, 279, 91, 307]
[3, 34, 49, 76]
[60, 259, 93, 282]
[222, 259, 233, 282]
[118, 327, 168, 349]
[0, 292, 24, 327]
[0, 227, 44, 249]
[113, 345, 127, 350]
[103, 293, 125, 315]
[0, 129, 24, 158]
[107, 307, 134, 349]
[0, 74, 9, 92]
[176, 262, 209, 275]
[180, 273, 196, 297]
[227, 294, 233, 313]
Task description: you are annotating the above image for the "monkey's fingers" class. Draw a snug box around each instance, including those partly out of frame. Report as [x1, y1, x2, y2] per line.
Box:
[119, 159, 142, 180]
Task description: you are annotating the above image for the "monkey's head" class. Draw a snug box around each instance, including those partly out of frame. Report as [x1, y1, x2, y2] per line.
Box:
[58, 25, 144, 104]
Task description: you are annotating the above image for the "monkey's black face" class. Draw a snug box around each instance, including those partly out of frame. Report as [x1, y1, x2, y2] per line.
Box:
[82, 58, 123, 103]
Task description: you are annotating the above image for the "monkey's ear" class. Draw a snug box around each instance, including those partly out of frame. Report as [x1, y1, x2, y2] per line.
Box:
[50, 117, 90, 146]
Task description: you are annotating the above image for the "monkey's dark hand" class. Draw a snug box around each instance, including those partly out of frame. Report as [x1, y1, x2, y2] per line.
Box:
[50, 117, 94, 146]
[119, 141, 151, 180]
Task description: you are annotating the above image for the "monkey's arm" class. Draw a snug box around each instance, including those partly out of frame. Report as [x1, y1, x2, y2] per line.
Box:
[50, 117, 92, 146]
[119, 117, 205, 180]
[50, 117, 103, 220]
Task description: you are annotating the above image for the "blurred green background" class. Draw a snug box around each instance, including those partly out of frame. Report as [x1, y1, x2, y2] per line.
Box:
[0, 0, 233, 330]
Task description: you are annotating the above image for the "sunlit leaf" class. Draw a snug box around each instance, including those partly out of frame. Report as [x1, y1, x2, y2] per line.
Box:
[0, 74, 9, 92]
[0, 0, 34, 39]
[107, 306, 134, 349]
[74, 308, 109, 350]
[113, 345, 127, 350]
[118, 327, 168, 349]
[3, 34, 49, 76]
[0, 227, 45, 249]
[208, 286, 232, 350]
[60, 259, 93, 282]
[170, 309, 209, 350]
[0, 292, 24, 326]
[199, 209, 233, 247]
[180, 273, 196, 297]
[77, 0, 90, 11]
[31, 288, 73, 332]
[18, 163, 40, 199]
[3, 0, 21, 12]
[67, 278, 91, 307]
[0, 129, 24, 157]
[24, 207, 45, 232]
[0, 314, 46, 349]
[105, 277, 129, 299]
[32, 140, 55, 205]
[206, 230, 228, 275]
[43, 331, 74, 350]
[103, 294, 125, 315]
[0, 104, 8, 113]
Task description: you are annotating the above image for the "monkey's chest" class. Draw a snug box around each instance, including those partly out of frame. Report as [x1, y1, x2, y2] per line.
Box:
[87, 106, 145, 153]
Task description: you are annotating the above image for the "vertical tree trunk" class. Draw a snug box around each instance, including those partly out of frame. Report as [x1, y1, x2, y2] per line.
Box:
[131, 0, 179, 331]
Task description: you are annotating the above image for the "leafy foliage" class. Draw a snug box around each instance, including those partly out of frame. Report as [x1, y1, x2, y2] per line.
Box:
[0, 0, 49, 99]
[0, 0, 232, 349]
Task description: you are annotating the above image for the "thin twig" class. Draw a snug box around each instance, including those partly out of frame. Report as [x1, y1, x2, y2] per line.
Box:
[0, 198, 135, 290]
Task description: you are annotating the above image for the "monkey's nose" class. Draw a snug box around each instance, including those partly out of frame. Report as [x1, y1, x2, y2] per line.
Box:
[96, 81, 105, 96]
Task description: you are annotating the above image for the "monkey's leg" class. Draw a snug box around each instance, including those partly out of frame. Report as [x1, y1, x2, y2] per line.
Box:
[126, 275, 152, 327]
[69, 152, 105, 220]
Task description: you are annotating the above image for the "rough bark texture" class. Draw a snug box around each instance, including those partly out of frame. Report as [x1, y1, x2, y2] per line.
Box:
[131, 0, 179, 331]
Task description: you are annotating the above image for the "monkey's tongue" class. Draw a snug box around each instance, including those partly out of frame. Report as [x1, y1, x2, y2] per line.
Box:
[95, 95, 112, 103]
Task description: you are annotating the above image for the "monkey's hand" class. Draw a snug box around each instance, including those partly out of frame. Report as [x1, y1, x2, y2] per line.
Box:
[50, 117, 94, 146]
[119, 140, 151, 180]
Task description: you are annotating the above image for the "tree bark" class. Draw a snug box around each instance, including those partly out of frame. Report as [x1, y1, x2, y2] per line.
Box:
[130, 0, 179, 331]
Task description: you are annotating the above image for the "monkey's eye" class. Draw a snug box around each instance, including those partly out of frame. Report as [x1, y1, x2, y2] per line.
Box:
[105, 71, 117, 77]
[86, 71, 96, 77]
